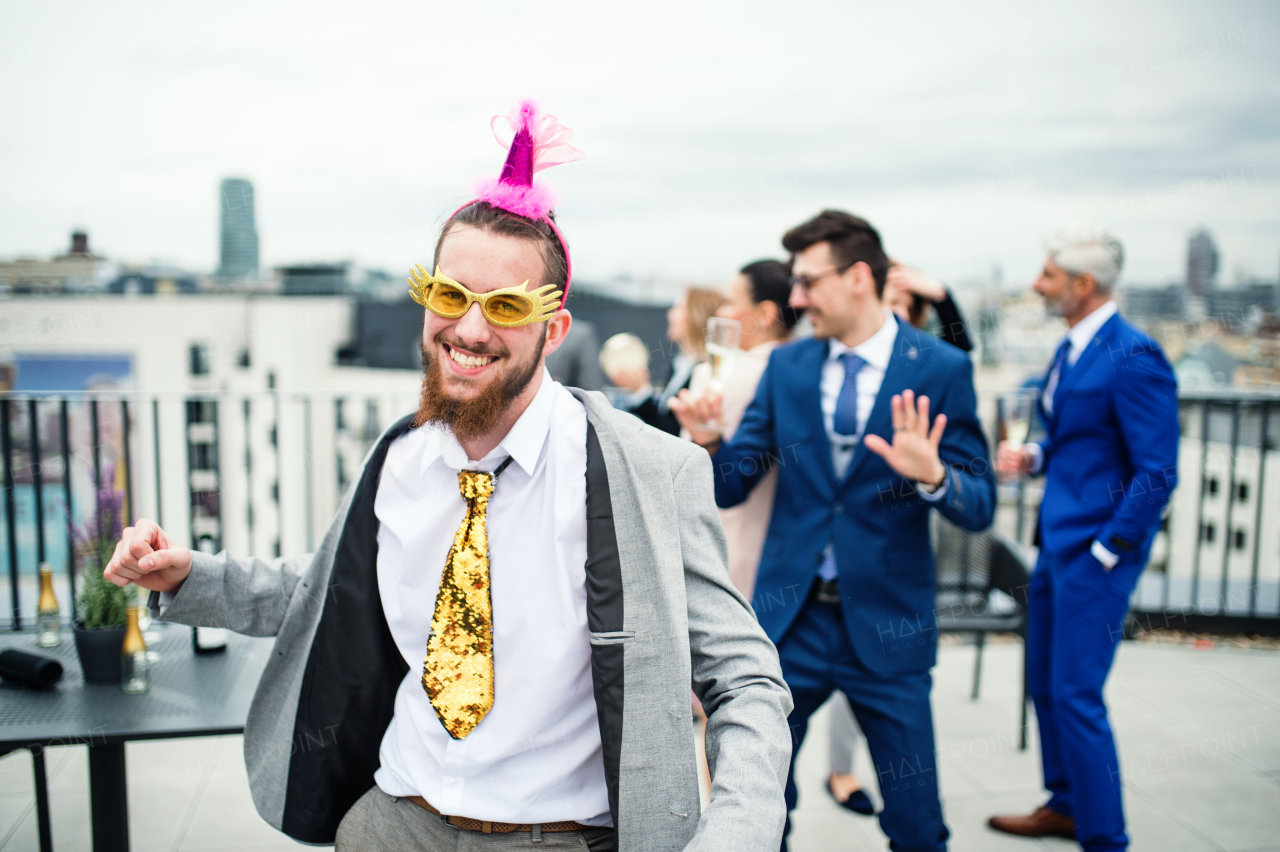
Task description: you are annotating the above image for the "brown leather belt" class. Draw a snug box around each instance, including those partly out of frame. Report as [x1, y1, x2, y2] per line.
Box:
[812, 577, 841, 605]
[407, 795, 594, 834]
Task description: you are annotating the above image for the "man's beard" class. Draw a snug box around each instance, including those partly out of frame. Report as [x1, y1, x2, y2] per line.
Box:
[413, 329, 545, 444]
[1043, 289, 1082, 319]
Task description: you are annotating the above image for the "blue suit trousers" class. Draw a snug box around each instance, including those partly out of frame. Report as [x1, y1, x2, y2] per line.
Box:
[1027, 548, 1145, 852]
[778, 596, 948, 852]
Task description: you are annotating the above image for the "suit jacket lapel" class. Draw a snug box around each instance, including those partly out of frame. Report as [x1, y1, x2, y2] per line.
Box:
[798, 341, 839, 489]
[1052, 313, 1119, 414]
[1037, 354, 1058, 434]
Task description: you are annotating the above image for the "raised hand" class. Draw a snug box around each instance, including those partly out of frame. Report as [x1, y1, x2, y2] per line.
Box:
[669, 387, 724, 448]
[863, 389, 947, 487]
[886, 260, 947, 302]
[103, 518, 193, 593]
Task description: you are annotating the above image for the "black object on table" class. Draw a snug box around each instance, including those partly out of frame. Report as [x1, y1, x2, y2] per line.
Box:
[0, 623, 272, 852]
[0, 648, 64, 688]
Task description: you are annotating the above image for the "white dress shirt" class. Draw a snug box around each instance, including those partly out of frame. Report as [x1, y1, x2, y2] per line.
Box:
[816, 311, 944, 580]
[1028, 300, 1121, 568]
[820, 310, 899, 480]
[1040, 299, 1118, 416]
[372, 370, 611, 826]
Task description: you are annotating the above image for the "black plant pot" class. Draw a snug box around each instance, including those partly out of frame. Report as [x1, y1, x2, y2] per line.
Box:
[73, 624, 126, 684]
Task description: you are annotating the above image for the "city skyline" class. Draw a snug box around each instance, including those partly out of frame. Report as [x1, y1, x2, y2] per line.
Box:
[1, 0, 1277, 289]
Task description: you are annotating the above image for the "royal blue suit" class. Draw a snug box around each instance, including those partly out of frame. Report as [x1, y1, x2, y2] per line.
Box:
[712, 322, 995, 852]
[1027, 312, 1178, 852]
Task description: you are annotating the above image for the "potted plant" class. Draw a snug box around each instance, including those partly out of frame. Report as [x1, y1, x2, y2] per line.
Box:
[72, 472, 134, 683]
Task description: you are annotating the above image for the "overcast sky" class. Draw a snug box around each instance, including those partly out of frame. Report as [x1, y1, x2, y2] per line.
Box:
[2, 0, 1278, 292]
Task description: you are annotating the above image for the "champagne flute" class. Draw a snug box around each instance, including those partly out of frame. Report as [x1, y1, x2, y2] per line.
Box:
[1001, 391, 1033, 482]
[1003, 392, 1033, 449]
[698, 318, 742, 431]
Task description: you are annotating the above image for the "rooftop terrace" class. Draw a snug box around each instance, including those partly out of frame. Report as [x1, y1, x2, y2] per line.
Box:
[1, 635, 1275, 851]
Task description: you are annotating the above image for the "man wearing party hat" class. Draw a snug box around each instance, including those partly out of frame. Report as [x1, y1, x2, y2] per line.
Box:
[105, 101, 792, 852]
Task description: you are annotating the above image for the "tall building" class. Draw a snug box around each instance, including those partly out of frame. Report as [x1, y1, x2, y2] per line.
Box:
[1186, 228, 1219, 299]
[217, 178, 259, 281]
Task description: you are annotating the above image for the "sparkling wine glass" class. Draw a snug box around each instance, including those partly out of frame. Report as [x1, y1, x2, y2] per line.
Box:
[698, 318, 741, 431]
[1003, 392, 1033, 449]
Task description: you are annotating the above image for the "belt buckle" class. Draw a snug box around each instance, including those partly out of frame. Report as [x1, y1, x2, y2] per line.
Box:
[813, 579, 841, 605]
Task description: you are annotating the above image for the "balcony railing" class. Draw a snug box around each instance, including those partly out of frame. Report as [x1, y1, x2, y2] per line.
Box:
[992, 388, 1280, 634]
[3, 387, 1278, 633]
[1, 390, 414, 630]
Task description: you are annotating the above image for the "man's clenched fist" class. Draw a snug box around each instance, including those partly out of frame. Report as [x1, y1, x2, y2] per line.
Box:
[103, 518, 193, 593]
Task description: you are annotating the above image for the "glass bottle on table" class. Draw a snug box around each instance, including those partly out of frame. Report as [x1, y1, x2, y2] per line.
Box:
[121, 604, 150, 694]
[36, 562, 62, 647]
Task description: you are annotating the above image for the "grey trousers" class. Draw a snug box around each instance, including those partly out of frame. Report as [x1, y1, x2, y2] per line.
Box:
[827, 691, 864, 776]
[335, 787, 615, 852]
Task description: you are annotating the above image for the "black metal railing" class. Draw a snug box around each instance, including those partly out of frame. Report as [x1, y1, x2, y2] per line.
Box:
[991, 388, 1280, 634]
[4, 387, 1278, 633]
[0, 390, 413, 631]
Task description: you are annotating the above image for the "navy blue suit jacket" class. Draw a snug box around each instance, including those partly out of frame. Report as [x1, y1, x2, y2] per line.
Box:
[711, 322, 996, 675]
[1036, 312, 1179, 566]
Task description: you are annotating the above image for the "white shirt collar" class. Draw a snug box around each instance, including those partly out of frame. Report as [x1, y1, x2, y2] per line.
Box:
[1066, 300, 1118, 356]
[826, 309, 898, 371]
[420, 368, 555, 477]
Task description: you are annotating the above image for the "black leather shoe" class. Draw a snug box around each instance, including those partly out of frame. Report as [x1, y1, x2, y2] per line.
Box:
[826, 779, 876, 815]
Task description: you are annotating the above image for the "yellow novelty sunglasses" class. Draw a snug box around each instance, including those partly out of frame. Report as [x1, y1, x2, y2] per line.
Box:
[408, 265, 563, 328]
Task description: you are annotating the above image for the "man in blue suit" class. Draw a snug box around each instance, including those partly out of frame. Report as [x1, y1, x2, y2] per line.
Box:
[673, 210, 995, 852]
[989, 226, 1179, 852]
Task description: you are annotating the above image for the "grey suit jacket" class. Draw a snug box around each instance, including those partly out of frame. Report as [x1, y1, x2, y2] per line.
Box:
[150, 389, 792, 851]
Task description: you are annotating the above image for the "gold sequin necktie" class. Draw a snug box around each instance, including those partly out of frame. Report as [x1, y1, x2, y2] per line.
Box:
[422, 457, 513, 739]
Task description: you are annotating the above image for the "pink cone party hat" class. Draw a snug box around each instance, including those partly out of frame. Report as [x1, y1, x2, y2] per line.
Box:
[467, 100, 584, 304]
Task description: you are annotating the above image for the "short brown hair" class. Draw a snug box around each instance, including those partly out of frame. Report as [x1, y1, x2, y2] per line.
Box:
[433, 202, 569, 297]
[782, 210, 889, 298]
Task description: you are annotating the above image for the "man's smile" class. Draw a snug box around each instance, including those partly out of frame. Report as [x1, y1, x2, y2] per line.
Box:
[442, 342, 501, 376]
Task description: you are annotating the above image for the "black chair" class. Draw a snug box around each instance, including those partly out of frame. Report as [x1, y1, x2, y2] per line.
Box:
[932, 517, 1034, 749]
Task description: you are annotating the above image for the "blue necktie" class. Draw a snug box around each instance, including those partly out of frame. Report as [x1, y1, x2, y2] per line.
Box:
[833, 352, 867, 436]
[1051, 338, 1072, 381]
[1044, 338, 1071, 415]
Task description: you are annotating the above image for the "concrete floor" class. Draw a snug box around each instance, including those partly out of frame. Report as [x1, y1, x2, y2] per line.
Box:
[1, 640, 1276, 851]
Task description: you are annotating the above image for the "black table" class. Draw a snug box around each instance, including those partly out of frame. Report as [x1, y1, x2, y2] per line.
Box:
[0, 624, 273, 852]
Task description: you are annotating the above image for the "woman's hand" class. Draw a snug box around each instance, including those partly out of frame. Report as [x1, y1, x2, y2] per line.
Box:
[886, 261, 947, 302]
[669, 388, 724, 448]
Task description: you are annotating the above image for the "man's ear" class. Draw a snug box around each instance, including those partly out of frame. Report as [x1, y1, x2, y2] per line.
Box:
[542, 310, 572, 358]
[1074, 272, 1098, 299]
[852, 262, 879, 300]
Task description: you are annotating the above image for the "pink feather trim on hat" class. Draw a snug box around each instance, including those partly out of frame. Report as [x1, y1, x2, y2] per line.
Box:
[473, 175, 560, 221]
[490, 100, 585, 175]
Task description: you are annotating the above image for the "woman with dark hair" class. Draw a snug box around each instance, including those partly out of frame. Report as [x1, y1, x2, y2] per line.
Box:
[687, 259, 798, 597]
